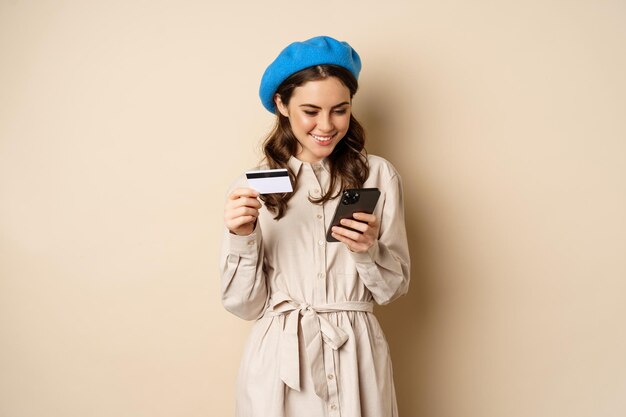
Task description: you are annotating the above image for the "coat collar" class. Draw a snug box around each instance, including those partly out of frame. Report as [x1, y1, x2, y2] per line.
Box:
[287, 155, 331, 177]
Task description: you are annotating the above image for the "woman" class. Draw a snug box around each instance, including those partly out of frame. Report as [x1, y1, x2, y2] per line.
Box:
[220, 35, 410, 417]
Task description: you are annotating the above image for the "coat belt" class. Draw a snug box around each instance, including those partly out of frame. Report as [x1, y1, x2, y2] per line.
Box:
[263, 291, 374, 401]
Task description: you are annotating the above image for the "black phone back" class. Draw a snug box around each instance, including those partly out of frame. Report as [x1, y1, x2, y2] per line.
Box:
[326, 188, 381, 242]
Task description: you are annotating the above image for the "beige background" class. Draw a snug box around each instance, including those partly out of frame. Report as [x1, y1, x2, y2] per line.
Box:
[1, 1, 625, 416]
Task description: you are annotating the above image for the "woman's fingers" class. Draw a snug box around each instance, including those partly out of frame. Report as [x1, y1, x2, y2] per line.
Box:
[224, 187, 262, 235]
[332, 225, 364, 242]
[339, 218, 368, 233]
[331, 212, 380, 253]
[336, 212, 379, 236]
[226, 188, 261, 211]
[331, 232, 359, 252]
[352, 212, 376, 223]
[331, 230, 370, 253]
[225, 206, 258, 221]
[229, 187, 260, 200]
[226, 197, 261, 212]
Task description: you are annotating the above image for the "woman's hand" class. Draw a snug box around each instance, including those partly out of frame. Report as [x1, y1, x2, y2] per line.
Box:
[331, 212, 380, 253]
[224, 188, 262, 236]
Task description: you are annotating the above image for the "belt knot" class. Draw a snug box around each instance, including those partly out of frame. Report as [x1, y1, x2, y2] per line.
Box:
[299, 302, 313, 312]
[263, 291, 374, 401]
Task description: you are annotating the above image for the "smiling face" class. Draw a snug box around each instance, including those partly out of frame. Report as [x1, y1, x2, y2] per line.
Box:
[275, 77, 352, 163]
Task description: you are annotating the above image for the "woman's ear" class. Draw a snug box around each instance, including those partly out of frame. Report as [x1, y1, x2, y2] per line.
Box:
[274, 94, 289, 118]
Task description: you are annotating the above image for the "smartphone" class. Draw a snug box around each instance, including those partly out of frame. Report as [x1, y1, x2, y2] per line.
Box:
[326, 188, 381, 242]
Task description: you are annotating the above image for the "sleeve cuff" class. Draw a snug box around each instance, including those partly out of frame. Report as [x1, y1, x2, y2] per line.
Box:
[226, 223, 262, 254]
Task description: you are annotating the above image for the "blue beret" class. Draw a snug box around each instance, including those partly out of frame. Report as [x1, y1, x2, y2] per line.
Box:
[259, 35, 362, 113]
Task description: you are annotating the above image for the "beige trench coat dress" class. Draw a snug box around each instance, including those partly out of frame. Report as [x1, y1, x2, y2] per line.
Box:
[220, 154, 411, 417]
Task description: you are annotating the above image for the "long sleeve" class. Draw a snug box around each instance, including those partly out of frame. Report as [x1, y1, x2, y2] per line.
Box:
[349, 173, 411, 305]
[219, 223, 269, 320]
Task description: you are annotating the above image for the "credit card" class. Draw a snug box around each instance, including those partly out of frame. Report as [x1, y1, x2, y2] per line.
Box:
[245, 168, 293, 194]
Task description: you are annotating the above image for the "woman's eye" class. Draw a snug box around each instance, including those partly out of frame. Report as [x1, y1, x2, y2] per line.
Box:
[302, 109, 347, 116]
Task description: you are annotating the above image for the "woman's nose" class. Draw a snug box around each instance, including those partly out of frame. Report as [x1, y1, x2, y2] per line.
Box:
[318, 113, 334, 132]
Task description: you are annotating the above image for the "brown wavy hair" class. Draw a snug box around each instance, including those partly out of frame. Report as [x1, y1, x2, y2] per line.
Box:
[260, 64, 369, 220]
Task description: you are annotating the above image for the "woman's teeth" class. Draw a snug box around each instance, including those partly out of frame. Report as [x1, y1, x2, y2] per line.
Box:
[310, 133, 334, 143]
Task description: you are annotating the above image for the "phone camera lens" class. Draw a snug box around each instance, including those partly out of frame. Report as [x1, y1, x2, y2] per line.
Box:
[342, 190, 360, 205]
